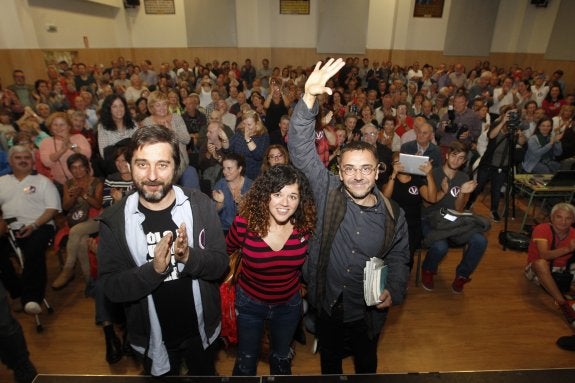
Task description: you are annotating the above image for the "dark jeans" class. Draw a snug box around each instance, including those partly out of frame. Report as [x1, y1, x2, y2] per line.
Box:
[233, 285, 302, 376]
[468, 165, 507, 212]
[421, 219, 487, 278]
[317, 299, 380, 374]
[0, 225, 54, 304]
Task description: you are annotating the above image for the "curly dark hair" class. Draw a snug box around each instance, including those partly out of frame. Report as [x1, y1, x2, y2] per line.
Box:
[99, 94, 136, 131]
[238, 164, 316, 238]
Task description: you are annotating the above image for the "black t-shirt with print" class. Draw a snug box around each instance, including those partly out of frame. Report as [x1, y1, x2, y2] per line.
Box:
[139, 201, 198, 349]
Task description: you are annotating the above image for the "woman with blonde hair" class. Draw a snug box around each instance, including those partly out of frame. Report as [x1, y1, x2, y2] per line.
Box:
[39, 112, 92, 187]
[227, 109, 269, 180]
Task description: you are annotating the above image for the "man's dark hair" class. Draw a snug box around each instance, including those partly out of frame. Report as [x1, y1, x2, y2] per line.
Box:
[448, 140, 469, 155]
[126, 125, 181, 171]
[338, 141, 378, 165]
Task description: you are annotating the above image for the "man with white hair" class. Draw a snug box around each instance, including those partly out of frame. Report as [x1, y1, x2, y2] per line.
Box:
[0, 145, 60, 315]
[525, 202, 575, 327]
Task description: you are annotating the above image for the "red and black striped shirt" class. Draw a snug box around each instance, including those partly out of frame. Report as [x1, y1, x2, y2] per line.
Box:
[226, 215, 309, 304]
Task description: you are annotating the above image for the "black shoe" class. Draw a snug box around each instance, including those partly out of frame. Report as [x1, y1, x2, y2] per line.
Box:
[557, 335, 575, 351]
[122, 329, 133, 357]
[490, 211, 501, 222]
[13, 358, 37, 383]
[105, 331, 123, 364]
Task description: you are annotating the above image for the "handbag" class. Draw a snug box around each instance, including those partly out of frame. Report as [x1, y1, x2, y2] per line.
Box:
[219, 231, 246, 346]
[66, 203, 90, 227]
[549, 226, 575, 293]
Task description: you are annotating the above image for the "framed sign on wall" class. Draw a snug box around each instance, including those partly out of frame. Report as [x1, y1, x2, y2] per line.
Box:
[280, 0, 310, 15]
[413, 0, 444, 18]
[144, 0, 175, 15]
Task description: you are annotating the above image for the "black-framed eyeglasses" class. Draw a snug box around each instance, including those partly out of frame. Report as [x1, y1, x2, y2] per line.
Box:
[341, 165, 376, 176]
[268, 154, 284, 160]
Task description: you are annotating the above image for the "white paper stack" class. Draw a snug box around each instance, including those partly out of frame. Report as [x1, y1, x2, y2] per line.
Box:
[363, 257, 388, 306]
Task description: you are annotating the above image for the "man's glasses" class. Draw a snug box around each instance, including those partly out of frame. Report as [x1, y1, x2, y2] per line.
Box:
[340, 165, 376, 176]
[362, 132, 378, 137]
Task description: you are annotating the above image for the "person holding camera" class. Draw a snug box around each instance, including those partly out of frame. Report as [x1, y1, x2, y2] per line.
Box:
[465, 107, 526, 222]
[524, 202, 575, 327]
[437, 93, 482, 151]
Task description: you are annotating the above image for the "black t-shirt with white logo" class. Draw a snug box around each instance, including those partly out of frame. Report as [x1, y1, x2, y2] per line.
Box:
[139, 201, 198, 349]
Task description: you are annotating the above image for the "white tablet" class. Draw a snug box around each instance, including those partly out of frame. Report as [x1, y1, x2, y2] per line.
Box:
[399, 153, 429, 176]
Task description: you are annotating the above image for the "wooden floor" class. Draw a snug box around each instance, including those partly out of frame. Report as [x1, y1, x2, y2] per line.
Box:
[2, 195, 575, 382]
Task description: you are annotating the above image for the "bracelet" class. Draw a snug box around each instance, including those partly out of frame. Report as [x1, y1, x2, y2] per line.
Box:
[245, 138, 253, 144]
[31, 223, 38, 230]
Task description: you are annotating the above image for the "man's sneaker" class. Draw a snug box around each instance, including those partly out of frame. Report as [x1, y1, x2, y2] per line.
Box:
[421, 270, 435, 291]
[451, 276, 471, 293]
[23, 301, 42, 315]
[490, 211, 501, 222]
[558, 301, 575, 327]
[13, 358, 37, 383]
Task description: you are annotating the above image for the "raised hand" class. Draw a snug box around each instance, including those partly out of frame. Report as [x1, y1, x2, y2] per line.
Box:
[303, 58, 345, 108]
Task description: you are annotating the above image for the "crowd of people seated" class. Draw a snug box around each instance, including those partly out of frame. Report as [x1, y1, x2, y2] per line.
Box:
[1, 54, 574, 379]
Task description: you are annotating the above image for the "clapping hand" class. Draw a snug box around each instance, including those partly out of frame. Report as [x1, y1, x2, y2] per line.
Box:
[153, 234, 172, 274]
[460, 180, 478, 194]
[174, 223, 189, 264]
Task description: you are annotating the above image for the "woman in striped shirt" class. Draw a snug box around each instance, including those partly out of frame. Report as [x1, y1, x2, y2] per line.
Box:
[226, 164, 316, 376]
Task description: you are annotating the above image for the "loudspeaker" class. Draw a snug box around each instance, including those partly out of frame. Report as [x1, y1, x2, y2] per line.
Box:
[124, 0, 140, 8]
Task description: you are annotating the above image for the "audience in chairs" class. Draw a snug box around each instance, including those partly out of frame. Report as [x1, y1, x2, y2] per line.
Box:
[1, 53, 574, 376]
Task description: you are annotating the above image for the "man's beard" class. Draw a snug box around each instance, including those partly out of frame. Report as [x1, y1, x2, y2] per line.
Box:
[344, 180, 374, 200]
[135, 180, 172, 203]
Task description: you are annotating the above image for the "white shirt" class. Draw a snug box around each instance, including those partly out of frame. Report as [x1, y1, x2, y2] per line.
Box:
[0, 173, 61, 229]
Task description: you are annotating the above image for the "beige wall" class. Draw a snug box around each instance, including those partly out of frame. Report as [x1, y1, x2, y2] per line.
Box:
[2, 48, 573, 94]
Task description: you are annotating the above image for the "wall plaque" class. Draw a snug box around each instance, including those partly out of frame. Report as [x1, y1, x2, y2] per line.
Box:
[280, 0, 310, 15]
[413, 0, 444, 18]
[144, 0, 175, 15]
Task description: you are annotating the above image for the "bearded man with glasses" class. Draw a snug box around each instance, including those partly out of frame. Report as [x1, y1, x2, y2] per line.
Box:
[288, 59, 410, 375]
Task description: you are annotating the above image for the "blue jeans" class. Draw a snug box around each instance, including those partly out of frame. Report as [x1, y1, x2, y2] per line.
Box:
[422, 219, 487, 278]
[233, 285, 302, 376]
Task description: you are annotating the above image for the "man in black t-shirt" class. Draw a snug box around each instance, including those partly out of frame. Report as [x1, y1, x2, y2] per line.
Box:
[98, 125, 227, 376]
